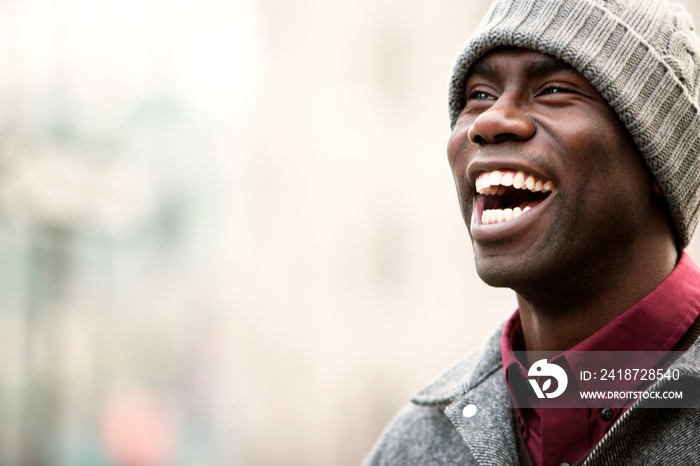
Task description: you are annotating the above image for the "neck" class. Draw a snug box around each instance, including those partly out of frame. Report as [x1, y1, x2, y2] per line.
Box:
[516, 230, 679, 353]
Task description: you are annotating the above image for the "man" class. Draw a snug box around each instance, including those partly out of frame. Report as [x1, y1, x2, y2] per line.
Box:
[365, 0, 700, 464]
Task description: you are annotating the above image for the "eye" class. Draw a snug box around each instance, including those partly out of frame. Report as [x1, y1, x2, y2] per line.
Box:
[538, 85, 575, 96]
[468, 91, 493, 100]
[466, 90, 496, 101]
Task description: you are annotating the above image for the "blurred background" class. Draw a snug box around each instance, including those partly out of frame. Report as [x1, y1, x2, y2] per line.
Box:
[0, 0, 699, 465]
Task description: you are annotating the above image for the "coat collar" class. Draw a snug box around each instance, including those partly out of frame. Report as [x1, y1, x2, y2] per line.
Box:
[411, 313, 700, 407]
[663, 336, 700, 380]
[409, 320, 700, 466]
[410, 323, 521, 465]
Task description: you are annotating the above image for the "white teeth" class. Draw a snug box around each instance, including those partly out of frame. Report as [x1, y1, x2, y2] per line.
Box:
[525, 175, 535, 190]
[500, 172, 514, 187]
[475, 172, 491, 192]
[475, 170, 555, 225]
[513, 172, 525, 189]
[475, 169, 556, 195]
[480, 205, 534, 225]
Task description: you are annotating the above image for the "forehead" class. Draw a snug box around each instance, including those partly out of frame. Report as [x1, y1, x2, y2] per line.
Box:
[468, 47, 583, 82]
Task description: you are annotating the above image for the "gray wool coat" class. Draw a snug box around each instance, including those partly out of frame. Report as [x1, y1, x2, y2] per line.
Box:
[364, 323, 700, 465]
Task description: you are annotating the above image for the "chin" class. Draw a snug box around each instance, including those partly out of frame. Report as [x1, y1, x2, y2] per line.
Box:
[473, 252, 558, 293]
[474, 256, 526, 289]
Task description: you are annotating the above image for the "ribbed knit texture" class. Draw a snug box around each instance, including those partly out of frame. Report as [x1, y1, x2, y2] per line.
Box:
[448, 0, 700, 248]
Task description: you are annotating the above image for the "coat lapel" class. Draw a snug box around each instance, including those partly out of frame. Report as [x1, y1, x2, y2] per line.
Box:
[444, 369, 520, 465]
[411, 323, 520, 465]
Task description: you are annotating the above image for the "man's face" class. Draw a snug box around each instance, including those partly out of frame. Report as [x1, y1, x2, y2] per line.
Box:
[447, 47, 658, 293]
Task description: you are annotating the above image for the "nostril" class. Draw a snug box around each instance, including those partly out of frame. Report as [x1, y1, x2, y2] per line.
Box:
[467, 124, 485, 144]
[469, 130, 517, 145]
[494, 133, 520, 143]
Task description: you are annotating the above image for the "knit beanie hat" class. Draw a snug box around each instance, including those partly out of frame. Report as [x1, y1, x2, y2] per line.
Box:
[448, 0, 700, 249]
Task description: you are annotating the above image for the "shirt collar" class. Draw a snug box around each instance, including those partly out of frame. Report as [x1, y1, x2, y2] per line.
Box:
[411, 253, 700, 407]
[502, 251, 700, 358]
[501, 252, 700, 411]
[569, 251, 700, 353]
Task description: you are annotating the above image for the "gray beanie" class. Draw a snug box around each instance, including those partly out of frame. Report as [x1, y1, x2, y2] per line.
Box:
[448, 0, 700, 249]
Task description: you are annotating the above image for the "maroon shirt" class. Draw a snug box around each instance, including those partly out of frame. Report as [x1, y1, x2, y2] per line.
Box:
[500, 252, 700, 466]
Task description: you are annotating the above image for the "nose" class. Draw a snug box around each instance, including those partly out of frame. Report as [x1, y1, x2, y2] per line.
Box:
[467, 97, 535, 144]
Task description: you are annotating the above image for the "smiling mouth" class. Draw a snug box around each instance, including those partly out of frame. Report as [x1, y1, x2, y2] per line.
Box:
[475, 169, 556, 225]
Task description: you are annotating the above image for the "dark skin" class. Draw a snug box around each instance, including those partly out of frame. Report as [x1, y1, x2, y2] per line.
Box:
[447, 47, 678, 353]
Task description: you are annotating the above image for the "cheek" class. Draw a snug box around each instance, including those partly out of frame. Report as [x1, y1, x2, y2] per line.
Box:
[598, 129, 651, 198]
[447, 124, 471, 175]
[575, 130, 652, 223]
[446, 131, 461, 170]
[446, 127, 475, 225]
[613, 157, 654, 225]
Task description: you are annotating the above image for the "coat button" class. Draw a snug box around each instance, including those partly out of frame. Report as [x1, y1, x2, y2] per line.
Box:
[462, 404, 477, 418]
[601, 408, 614, 421]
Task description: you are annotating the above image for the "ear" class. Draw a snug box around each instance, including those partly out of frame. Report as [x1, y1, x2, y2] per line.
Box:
[652, 182, 663, 197]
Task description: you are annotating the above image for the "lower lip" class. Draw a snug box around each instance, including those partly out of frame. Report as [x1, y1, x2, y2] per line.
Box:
[470, 192, 556, 242]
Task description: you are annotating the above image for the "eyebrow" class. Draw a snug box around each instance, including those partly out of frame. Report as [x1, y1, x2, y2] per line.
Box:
[468, 57, 579, 81]
[525, 58, 578, 80]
